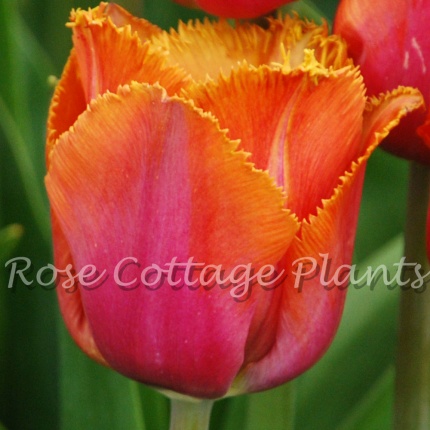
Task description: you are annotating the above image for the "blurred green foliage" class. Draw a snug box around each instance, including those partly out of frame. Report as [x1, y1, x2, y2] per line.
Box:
[0, 0, 409, 429]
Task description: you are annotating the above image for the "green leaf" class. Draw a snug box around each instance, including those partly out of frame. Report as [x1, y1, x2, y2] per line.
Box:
[0, 2, 51, 243]
[0, 1, 26, 120]
[211, 396, 248, 430]
[243, 382, 295, 430]
[14, 12, 55, 83]
[59, 324, 146, 430]
[354, 151, 409, 261]
[0, 224, 23, 265]
[0, 94, 51, 244]
[0, 224, 23, 364]
[337, 367, 394, 430]
[143, 0, 207, 30]
[295, 235, 402, 429]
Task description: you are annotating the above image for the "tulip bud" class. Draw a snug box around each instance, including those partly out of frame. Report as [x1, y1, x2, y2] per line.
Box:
[334, 0, 430, 164]
[173, 0, 296, 19]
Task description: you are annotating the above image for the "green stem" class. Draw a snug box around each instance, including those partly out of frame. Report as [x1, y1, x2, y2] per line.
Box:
[169, 398, 214, 430]
[245, 382, 295, 430]
[394, 162, 430, 430]
[129, 381, 146, 430]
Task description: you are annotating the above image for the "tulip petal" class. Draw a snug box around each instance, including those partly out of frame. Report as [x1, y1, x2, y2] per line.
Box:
[187, 61, 366, 220]
[47, 3, 190, 166]
[335, 0, 430, 97]
[335, 0, 430, 163]
[234, 86, 424, 394]
[51, 212, 107, 366]
[364, 87, 424, 153]
[46, 82, 298, 398]
[418, 111, 430, 157]
[98, 2, 163, 41]
[151, 17, 329, 82]
[46, 50, 86, 168]
[174, 0, 295, 19]
[69, 6, 189, 102]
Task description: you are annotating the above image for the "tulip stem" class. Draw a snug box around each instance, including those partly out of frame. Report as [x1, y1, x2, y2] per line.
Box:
[394, 161, 430, 430]
[169, 398, 214, 430]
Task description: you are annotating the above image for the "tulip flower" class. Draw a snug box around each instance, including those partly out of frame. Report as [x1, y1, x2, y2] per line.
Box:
[45, 1, 422, 410]
[335, 3, 430, 428]
[334, 0, 430, 164]
[172, 0, 295, 19]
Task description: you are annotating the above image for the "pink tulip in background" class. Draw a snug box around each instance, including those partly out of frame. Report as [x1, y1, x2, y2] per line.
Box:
[173, 0, 296, 18]
[334, 0, 430, 164]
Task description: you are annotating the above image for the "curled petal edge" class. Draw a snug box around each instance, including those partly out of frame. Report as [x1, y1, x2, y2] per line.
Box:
[230, 85, 424, 395]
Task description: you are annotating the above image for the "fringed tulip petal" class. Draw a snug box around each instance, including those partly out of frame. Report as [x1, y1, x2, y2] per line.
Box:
[98, 2, 163, 41]
[46, 51, 86, 167]
[380, 111, 430, 163]
[236, 159, 366, 393]
[46, 82, 298, 398]
[152, 17, 331, 82]
[187, 62, 365, 220]
[69, 7, 189, 102]
[363, 87, 425, 153]
[235, 86, 424, 394]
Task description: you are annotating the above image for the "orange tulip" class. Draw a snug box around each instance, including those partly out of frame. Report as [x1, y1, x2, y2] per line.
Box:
[334, 0, 430, 164]
[172, 0, 295, 19]
[45, 2, 423, 398]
